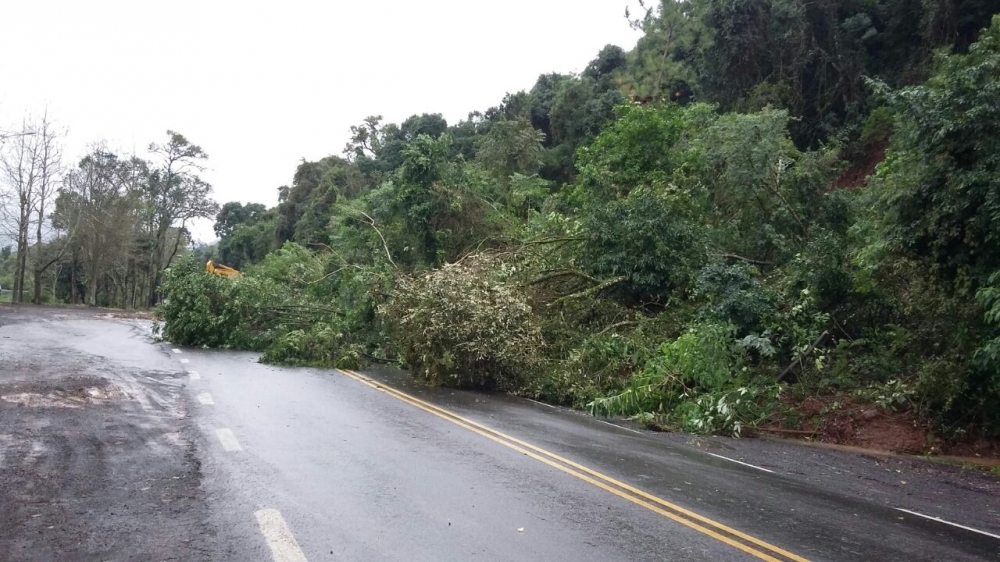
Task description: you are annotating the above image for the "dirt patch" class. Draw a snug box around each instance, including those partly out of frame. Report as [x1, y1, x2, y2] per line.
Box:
[942, 438, 1000, 459]
[831, 142, 887, 190]
[0, 377, 130, 409]
[95, 311, 157, 320]
[770, 394, 934, 454]
[0, 371, 210, 561]
[767, 394, 1000, 461]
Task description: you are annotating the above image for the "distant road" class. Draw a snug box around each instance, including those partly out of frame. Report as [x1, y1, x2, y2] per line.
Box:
[0, 304, 997, 561]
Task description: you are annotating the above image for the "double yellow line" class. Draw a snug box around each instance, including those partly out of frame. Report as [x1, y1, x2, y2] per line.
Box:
[338, 369, 809, 562]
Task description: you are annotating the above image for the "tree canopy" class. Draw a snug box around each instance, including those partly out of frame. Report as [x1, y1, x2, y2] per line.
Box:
[148, 8, 1000, 441]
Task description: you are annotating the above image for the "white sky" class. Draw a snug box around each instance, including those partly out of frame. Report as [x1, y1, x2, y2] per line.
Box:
[0, 0, 640, 242]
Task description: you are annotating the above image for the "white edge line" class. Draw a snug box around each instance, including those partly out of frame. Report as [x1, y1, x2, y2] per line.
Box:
[705, 452, 775, 474]
[524, 398, 557, 409]
[895, 508, 1000, 540]
[522, 399, 647, 436]
[594, 418, 645, 435]
[215, 428, 242, 452]
[255, 508, 309, 562]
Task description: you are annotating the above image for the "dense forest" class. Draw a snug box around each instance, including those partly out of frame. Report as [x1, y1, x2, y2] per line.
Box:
[47, 1, 1000, 440]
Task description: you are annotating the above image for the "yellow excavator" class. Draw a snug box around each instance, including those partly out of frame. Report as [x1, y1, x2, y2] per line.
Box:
[206, 260, 241, 278]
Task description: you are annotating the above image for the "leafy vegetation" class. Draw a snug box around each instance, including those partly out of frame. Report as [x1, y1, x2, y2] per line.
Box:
[380, 257, 542, 390]
[155, 7, 1000, 441]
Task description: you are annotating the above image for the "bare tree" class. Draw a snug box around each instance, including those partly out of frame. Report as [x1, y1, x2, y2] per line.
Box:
[0, 118, 40, 302]
[29, 111, 66, 304]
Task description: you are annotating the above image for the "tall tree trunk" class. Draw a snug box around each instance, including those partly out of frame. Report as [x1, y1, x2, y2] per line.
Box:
[11, 256, 20, 303]
[86, 280, 97, 307]
[32, 270, 42, 304]
[69, 260, 76, 304]
[147, 228, 168, 308]
[86, 259, 101, 306]
[32, 204, 42, 304]
[14, 226, 28, 303]
[147, 260, 159, 308]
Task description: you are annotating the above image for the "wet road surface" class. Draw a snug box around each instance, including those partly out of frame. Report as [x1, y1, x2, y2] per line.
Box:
[1, 305, 998, 561]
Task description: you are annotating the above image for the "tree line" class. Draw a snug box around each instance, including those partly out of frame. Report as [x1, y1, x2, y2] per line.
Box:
[159, 2, 1000, 441]
[0, 125, 216, 307]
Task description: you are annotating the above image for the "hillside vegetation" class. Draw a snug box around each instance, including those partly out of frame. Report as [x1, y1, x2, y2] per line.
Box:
[160, 3, 1000, 442]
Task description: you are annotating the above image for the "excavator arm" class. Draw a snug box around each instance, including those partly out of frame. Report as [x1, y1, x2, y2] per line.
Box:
[206, 260, 241, 278]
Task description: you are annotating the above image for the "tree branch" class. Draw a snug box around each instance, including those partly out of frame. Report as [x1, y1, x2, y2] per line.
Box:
[527, 269, 602, 286]
[597, 319, 641, 335]
[549, 276, 627, 307]
[777, 331, 830, 383]
[719, 253, 774, 266]
[345, 207, 397, 270]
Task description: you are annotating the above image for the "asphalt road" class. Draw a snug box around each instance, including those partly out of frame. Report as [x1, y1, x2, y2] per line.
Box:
[0, 305, 998, 561]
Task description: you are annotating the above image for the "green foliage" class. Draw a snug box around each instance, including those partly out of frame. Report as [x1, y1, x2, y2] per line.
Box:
[589, 323, 741, 416]
[380, 259, 543, 390]
[867, 16, 1000, 287]
[975, 271, 1000, 369]
[360, 133, 503, 267]
[215, 202, 267, 238]
[581, 186, 707, 303]
[696, 107, 839, 262]
[854, 379, 916, 412]
[261, 322, 364, 369]
[694, 262, 775, 333]
[529, 331, 651, 408]
[247, 242, 325, 297]
[676, 385, 783, 437]
[157, 255, 338, 352]
[217, 218, 276, 270]
[157, 256, 276, 349]
[861, 107, 894, 146]
[476, 118, 546, 181]
[156, 8, 1000, 441]
[586, 322, 784, 437]
[575, 103, 686, 201]
[623, 0, 710, 103]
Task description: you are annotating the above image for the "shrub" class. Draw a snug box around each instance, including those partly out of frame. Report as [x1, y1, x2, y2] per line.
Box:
[379, 259, 543, 390]
[587, 322, 787, 436]
[581, 185, 707, 304]
[860, 106, 893, 145]
[694, 262, 775, 334]
[589, 322, 742, 417]
[156, 257, 240, 348]
[157, 254, 336, 352]
[261, 322, 364, 369]
[529, 332, 651, 407]
[247, 242, 326, 297]
[675, 385, 784, 437]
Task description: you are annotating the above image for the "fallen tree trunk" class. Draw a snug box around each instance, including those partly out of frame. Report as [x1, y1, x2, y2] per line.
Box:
[777, 330, 829, 383]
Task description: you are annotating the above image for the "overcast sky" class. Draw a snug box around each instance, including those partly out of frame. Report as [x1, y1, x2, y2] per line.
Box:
[0, 0, 640, 242]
